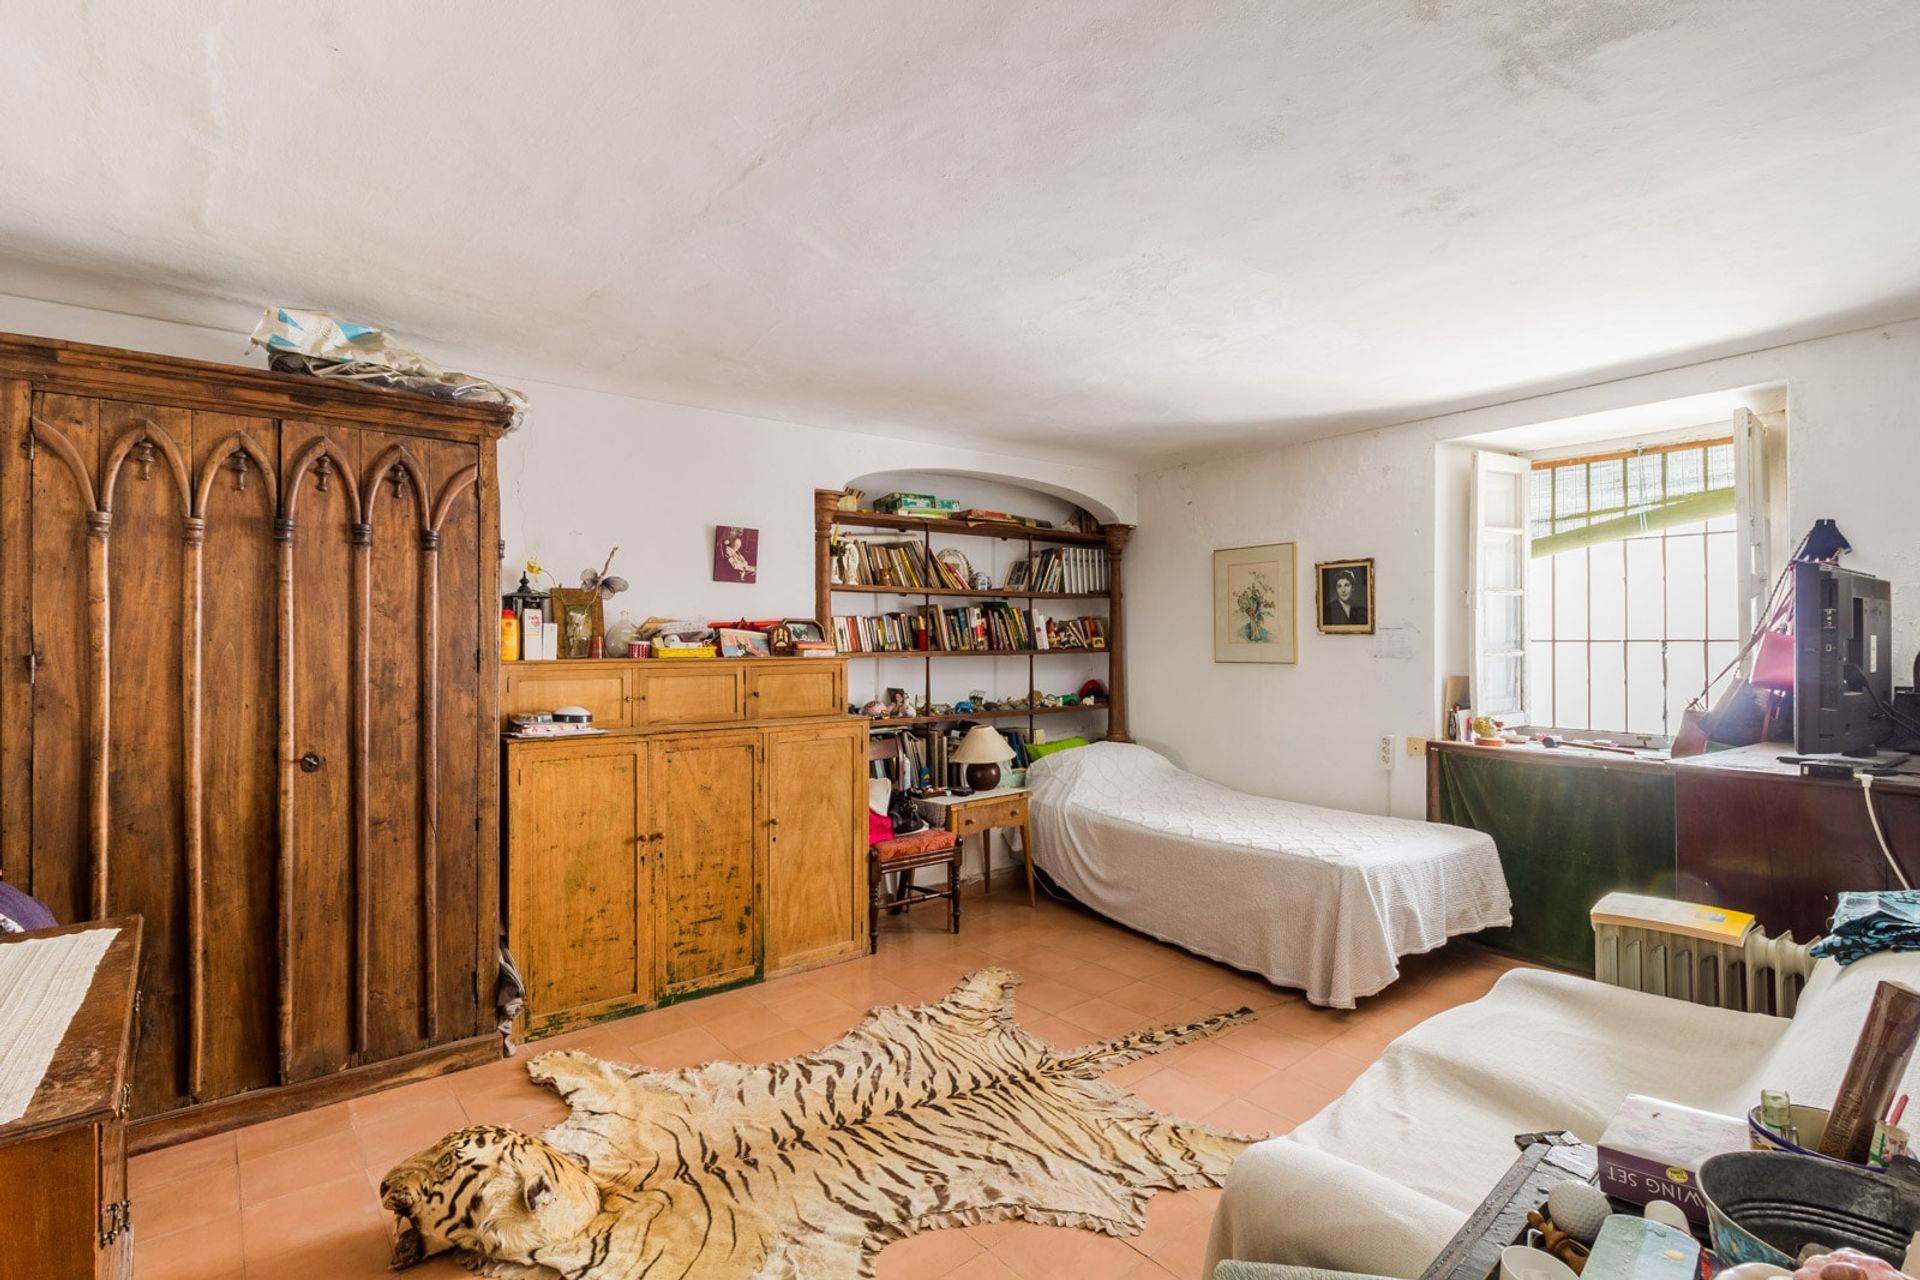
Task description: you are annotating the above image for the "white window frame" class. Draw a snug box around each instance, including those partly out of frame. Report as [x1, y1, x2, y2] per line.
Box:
[1470, 411, 1771, 743]
[1469, 450, 1531, 727]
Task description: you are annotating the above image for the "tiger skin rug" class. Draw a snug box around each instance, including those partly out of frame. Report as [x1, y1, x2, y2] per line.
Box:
[381, 966, 1261, 1279]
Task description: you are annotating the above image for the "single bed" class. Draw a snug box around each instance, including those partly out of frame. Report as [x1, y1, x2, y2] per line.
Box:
[1025, 742, 1513, 1008]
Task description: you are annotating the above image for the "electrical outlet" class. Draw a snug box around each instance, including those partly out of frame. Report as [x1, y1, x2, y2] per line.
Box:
[1406, 735, 1428, 757]
[1378, 734, 1395, 769]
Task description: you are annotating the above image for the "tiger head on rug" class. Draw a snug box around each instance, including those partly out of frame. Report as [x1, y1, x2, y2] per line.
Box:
[379, 1124, 601, 1271]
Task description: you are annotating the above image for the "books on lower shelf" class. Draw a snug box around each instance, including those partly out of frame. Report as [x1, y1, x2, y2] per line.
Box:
[834, 606, 1107, 654]
[1003, 546, 1108, 593]
[871, 724, 1037, 791]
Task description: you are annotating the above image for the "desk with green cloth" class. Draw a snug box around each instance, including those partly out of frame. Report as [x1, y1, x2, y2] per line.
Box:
[1427, 741, 1676, 970]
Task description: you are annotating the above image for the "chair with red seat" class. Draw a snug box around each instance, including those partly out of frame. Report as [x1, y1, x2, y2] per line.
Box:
[867, 736, 960, 949]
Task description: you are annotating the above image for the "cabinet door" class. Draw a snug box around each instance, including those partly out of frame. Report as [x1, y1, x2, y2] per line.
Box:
[502, 664, 634, 728]
[637, 665, 745, 726]
[747, 664, 843, 720]
[650, 731, 762, 996]
[507, 741, 652, 1035]
[24, 393, 280, 1115]
[763, 723, 868, 972]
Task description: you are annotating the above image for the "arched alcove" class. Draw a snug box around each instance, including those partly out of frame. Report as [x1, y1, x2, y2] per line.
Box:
[841, 468, 1119, 526]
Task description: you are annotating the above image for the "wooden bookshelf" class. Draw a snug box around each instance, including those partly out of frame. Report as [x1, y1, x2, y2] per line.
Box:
[827, 507, 1109, 546]
[832, 584, 1110, 601]
[866, 704, 1101, 728]
[839, 648, 1101, 659]
[813, 489, 1132, 740]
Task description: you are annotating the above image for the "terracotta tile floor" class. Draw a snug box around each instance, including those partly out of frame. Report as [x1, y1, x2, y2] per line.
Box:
[130, 885, 1529, 1280]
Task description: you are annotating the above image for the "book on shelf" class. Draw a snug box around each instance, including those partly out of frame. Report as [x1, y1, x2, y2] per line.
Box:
[835, 605, 1108, 655]
[1001, 546, 1109, 593]
[870, 724, 1035, 790]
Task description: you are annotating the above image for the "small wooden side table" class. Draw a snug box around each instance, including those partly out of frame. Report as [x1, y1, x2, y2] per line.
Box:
[918, 789, 1035, 905]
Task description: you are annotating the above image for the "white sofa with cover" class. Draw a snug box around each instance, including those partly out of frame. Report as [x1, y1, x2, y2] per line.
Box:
[1204, 948, 1920, 1278]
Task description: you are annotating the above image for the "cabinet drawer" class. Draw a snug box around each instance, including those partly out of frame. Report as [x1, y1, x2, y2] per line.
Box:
[747, 665, 843, 719]
[637, 666, 746, 725]
[502, 666, 635, 729]
[950, 795, 1028, 834]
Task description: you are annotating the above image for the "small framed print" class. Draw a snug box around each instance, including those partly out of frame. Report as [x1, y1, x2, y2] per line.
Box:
[1315, 558, 1374, 634]
[1213, 542, 1297, 663]
[714, 525, 759, 583]
[549, 587, 603, 658]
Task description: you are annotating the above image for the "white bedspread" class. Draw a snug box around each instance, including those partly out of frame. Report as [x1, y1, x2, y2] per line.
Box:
[1026, 743, 1511, 1008]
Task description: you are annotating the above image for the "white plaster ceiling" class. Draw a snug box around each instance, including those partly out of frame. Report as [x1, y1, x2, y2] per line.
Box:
[2, 2, 1917, 460]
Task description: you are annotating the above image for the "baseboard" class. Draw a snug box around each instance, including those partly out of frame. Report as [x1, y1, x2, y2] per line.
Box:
[129, 1034, 503, 1154]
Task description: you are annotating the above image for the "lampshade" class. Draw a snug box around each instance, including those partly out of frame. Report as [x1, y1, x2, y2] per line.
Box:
[951, 725, 1015, 765]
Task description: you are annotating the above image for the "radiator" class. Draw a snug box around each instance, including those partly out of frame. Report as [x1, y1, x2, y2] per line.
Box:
[1591, 892, 1819, 1017]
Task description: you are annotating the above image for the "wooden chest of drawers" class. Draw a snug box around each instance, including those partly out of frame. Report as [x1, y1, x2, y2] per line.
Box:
[502, 657, 846, 731]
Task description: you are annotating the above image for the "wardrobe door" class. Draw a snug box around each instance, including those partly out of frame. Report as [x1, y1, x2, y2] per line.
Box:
[188, 415, 281, 1102]
[280, 421, 490, 1077]
[763, 722, 867, 973]
[417, 433, 489, 1045]
[279, 421, 362, 1081]
[650, 730, 762, 997]
[25, 395, 280, 1114]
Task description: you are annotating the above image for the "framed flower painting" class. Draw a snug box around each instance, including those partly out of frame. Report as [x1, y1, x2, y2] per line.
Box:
[1212, 542, 1297, 663]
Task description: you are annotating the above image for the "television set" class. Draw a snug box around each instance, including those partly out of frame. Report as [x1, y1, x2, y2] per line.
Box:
[1793, 562, 1893, 756]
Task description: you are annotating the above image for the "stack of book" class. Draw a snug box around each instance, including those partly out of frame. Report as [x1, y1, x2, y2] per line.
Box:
[1003, 546, 1109, 593]
[873, 493, 960, 518]
[504, 714, 606, 740]
[834, 606, 1109, 654]
[1042, 615, 1107, 650]
[838, 536, 939, 589]
[835, 603, 1048, 653]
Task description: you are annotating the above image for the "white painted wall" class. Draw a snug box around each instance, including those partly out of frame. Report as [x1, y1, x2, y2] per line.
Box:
[0, 294, 1137, 618]
[1132, 318, 1920, 818]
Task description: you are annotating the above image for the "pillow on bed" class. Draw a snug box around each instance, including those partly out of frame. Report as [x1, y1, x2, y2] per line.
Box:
[1026, 736, 1090, 760]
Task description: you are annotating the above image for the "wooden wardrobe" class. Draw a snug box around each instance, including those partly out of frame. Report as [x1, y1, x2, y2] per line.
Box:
[0, 335, 509, 1149]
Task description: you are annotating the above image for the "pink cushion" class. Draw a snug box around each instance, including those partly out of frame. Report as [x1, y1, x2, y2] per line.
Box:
[873, 830, 958, 861]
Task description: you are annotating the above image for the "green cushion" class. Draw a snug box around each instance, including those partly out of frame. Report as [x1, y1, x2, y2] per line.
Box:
[1026, 736, 1090, 759]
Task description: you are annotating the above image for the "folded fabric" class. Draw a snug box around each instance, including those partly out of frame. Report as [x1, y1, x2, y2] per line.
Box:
[1809, 891, 1920, 965]
[0, 881, 56, 934]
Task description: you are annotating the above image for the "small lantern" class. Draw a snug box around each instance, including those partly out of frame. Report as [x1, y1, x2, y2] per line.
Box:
[504, 573, 548, 629]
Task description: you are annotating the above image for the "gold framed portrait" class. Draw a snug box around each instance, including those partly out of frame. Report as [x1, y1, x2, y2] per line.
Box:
[1314, 558, 1375, 634]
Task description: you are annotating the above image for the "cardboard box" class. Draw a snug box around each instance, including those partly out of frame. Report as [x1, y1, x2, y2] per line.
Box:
[1597, 1094, 1748, 1225]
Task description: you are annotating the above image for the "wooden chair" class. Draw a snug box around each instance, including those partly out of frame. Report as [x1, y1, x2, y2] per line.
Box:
[868, 736, 960, 950]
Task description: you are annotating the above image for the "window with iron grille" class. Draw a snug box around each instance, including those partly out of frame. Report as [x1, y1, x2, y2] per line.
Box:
[1525, 436, 1741, 737]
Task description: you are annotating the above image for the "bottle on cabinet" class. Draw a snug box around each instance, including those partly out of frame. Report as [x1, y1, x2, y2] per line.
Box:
[500, 607, 520, 662]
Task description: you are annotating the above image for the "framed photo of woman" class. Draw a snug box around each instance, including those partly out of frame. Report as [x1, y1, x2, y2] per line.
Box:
[1315, 559, 1374, 634]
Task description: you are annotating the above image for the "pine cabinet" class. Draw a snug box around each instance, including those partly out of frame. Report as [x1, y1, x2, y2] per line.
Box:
[0, 335, 508, 1149]
[502, 678, 867, 1038]
[505, 740, 654, 1032]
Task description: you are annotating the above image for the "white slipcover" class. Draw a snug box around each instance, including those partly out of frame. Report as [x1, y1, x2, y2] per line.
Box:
[1026, 742, 1512, 1009]
[1205, 950, 1920, 1278]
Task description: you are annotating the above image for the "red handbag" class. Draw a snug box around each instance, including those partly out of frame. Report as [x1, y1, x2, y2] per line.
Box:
[1749, 582, 1797, 692]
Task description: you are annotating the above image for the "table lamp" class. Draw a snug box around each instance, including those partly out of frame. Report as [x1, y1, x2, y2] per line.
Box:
[952, 725, 1015, 791]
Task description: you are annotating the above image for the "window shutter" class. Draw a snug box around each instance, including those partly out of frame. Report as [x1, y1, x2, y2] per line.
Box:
[1731, 408, 1772, 664]
[1471, 450, 1531, 723]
